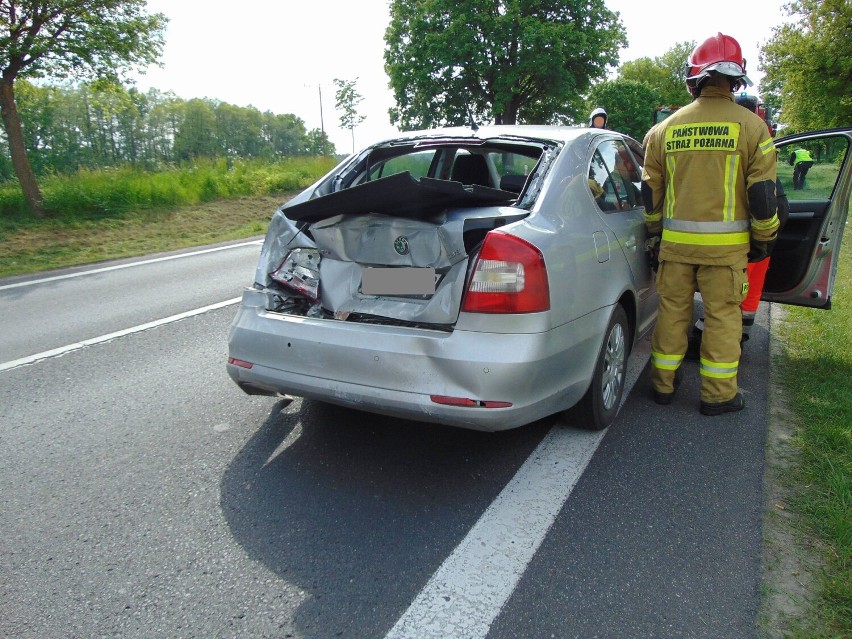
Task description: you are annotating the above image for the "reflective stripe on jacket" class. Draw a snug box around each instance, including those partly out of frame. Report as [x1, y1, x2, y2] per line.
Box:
[642, 86, 778, 266]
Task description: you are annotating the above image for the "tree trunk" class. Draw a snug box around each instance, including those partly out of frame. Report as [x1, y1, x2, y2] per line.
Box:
[0, 79, 47, 218]
[494, 105, 518, 125]
[504, 99, 520, 125]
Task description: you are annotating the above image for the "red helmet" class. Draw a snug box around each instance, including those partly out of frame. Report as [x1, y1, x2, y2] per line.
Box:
[686, 33, 752, 95]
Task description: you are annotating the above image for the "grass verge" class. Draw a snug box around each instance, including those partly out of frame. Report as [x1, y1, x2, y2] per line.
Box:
[762, 232, 851, 638]
[0, 156, 340, 278]
[0, 194, 289, 278]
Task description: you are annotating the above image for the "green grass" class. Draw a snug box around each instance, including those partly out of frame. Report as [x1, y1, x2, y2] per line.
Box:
[777, 162, 838, 200]
[0, 156, 336, 220]
[0, 157, 336, 277]
[773, 231, 852, 638]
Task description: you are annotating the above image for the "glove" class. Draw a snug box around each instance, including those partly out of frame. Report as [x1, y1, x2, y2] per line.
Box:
[747, 240, 769, 263]
[645, 234, 661, 271]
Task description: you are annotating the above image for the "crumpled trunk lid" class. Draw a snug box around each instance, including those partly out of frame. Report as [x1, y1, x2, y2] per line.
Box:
[256, 172, 527, 327]
[310, 213, 469, 325]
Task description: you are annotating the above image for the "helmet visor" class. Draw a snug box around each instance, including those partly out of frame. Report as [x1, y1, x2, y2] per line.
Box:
[688, 61, 753, 86]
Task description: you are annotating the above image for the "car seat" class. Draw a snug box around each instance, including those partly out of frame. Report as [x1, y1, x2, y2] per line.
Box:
[451, 154, 491, 187]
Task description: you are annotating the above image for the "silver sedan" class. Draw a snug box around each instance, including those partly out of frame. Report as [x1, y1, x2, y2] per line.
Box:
[227, 125, 658, 431]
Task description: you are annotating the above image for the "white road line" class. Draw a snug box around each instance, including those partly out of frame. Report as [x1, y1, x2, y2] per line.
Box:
[0, 297, 241, 373]
[385, 339, 650, 639]
[384, 427, 605, 639]
[0, 240, 262, 292]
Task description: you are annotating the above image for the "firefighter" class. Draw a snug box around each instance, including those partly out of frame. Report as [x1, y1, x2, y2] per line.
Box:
[789, 147, 814, 190]
[687, 106, 791, 356]
[686, 176, 789, 355]
[589, 107, 608, 129]
[642, 33, 779, 416]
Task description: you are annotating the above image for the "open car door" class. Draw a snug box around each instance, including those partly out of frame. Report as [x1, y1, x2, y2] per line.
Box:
[764, 128, 852, 309]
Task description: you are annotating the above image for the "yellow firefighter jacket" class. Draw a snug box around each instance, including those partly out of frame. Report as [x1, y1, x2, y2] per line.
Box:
[642, 86, 779, 265]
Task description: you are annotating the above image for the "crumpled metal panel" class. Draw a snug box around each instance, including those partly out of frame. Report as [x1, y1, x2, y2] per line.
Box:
[310, 213, 466, 265]
[255, 210, 317, 288]
[318, 258, 469, 324]
[258, 208, 474, 324]
[310, 213, 470, 324]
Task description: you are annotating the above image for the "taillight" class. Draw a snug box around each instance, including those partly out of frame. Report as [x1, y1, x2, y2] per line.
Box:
[269, 248, 321, 300]
[461, 232, 550, 313]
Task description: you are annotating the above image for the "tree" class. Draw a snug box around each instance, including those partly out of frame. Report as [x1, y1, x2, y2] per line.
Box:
[87, 79, 138, 164]
[333, 77, 366, 154]
[384, 0, 626, 130]
[761, 0, 852, 133]
[0, 1, 167, 217]
[585, 78, 662, 141]
[618, 41, 695, 109]
[13, 80, 62, 174]
[266, 113, 311, 156]
[173, 99, 218, 161]
[215, 102, 264, 159]
[144, 89, 182, 164]
[305, 127, 334, 157]
[120, 87, 151, 166]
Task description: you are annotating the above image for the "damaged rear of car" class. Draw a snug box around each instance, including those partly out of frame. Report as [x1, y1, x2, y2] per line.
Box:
[227, 125, 657, 431]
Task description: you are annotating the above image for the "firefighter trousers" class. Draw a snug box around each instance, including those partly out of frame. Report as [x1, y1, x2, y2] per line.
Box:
[651, 260, 749, 404]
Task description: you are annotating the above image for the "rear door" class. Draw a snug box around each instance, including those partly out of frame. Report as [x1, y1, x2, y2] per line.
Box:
[590, 137, 657, 335]
[764, 128, 852, 308]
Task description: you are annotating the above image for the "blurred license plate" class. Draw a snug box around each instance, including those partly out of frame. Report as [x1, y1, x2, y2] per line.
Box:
[361, 267, 436, 296]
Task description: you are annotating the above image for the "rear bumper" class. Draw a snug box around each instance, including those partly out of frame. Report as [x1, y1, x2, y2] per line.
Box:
[226, 289, 604, 431]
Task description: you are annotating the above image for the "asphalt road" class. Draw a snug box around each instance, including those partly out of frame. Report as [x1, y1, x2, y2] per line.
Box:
[0, 241, 772, 638]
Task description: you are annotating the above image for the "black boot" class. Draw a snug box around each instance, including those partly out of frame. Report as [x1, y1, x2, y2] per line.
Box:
[700, 392, 745, 416]
[653, 368, 683, 405]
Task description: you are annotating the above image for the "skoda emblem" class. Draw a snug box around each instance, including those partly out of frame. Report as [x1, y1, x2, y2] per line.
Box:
[394, 236, 410, 256]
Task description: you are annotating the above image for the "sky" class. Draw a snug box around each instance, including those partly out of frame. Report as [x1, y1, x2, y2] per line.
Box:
[133, 0, 792, 154]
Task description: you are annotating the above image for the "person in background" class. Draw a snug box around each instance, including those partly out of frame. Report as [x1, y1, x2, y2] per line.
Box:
[789, 147, 814, 190]
[588, 177, 607, 208]
[642, 32, 779, 416]
[589, 107, 608, 129]
[612, 145, 641, 209]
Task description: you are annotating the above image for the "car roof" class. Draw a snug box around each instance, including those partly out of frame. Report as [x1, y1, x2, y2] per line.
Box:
[368, 124, 599, 147]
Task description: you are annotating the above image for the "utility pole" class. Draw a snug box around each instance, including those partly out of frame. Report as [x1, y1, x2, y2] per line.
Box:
[318, 84, 325, 137]
[305, 83, 325, 137]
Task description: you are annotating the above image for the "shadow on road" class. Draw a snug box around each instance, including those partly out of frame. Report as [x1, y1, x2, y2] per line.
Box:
[219, 398, 553, 638]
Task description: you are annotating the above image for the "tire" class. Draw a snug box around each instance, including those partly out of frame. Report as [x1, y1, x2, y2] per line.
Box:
[570, 304, 629, 431]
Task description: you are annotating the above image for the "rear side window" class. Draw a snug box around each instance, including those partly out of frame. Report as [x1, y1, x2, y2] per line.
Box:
[369, 150, 437, 180]
[486, 151, 537, 185]
[590, 140, 643, 211]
